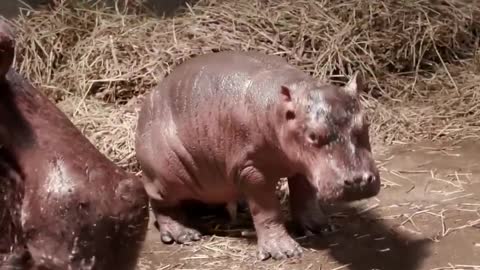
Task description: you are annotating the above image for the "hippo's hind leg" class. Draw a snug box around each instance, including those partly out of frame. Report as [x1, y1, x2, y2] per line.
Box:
[136, 147, 201, 244]
[151, 200, 202, 245]
[287, 174, 336, 236]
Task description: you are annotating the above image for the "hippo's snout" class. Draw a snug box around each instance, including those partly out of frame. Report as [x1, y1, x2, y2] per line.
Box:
[309, 157, 381, 202]
[344, 171, 376, 189]
[341, 169, 381, 201]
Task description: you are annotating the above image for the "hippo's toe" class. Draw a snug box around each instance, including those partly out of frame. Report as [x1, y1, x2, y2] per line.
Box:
[155, 220, 202, 245]
[257, 234, 303, 261]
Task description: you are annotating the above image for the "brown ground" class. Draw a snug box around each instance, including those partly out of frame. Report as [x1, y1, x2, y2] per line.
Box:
[136, 141, 480, 270]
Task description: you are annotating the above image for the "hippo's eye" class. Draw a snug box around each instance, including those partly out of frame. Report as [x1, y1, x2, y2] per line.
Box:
[286, 110, 296, 120]
[306, 131, 327, 146]
[307, 132, 317, 143]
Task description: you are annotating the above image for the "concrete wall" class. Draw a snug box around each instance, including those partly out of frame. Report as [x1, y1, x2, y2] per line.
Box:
[0, 0, 189, 19]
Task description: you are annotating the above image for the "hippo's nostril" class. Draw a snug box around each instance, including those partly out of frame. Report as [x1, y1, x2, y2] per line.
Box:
[363, 173, 374, 184]
[344, 179, 353, 187]
[344, 177, 362, 187]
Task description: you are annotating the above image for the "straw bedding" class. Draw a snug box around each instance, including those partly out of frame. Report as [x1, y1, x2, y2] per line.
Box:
[5, 0, 480, 172]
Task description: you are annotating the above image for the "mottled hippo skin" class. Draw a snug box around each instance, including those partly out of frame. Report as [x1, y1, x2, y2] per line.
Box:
[0, 21, 149, 269]
[135, 51, 381, 260]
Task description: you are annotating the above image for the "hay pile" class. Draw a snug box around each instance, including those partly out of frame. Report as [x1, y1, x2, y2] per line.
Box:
[7, 0, 480, 171]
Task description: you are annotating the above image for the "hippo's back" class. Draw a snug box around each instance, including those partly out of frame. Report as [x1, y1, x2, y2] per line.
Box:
[151, 51, 309, 124]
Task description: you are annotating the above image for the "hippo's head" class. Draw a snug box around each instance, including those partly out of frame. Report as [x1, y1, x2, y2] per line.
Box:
[276, 72, 380, 202]
[0, 19, 14, 79]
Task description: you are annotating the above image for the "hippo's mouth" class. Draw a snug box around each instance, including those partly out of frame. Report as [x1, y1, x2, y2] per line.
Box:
[338, 176, 381, 202]
[313, 177, 380, 203]
[313, 184, 346, 203]
[340, 185, 380, 202]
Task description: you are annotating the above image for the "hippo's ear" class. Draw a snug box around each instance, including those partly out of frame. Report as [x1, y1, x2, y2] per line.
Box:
[280, 85, 293, 102]
[280, 86, 296, 120]
[344, 71, 363, 96]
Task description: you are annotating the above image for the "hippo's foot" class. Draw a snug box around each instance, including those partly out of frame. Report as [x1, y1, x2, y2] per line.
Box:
[152, 202, 202, 245]
[288, 174, 337, 236]
[256, 229, 303, 260]
[156, 221, 201, 244]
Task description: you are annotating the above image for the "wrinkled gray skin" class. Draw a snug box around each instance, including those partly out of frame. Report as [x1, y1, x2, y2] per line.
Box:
[0, 20, 149, 270]
[135, 51, 381, 261]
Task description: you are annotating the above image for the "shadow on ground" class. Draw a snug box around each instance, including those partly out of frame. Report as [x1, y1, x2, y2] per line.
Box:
[300, 206, 431, 270]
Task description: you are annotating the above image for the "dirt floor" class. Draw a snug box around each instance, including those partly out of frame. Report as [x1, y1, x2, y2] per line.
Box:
[135, 141, 480, 270]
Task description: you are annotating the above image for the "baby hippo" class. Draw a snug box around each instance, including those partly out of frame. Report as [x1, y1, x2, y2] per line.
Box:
[0, 20, 149, 269]
[135, 51, 381, 260]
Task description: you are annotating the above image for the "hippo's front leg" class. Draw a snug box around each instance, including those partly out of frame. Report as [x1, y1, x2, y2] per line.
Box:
[240, 167, 303, 260]
[288, 174, 336, 236]
[150, 200, 202, 245]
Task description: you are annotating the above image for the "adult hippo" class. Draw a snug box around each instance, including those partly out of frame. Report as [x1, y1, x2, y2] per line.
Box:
[0, 20, 149, 270]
